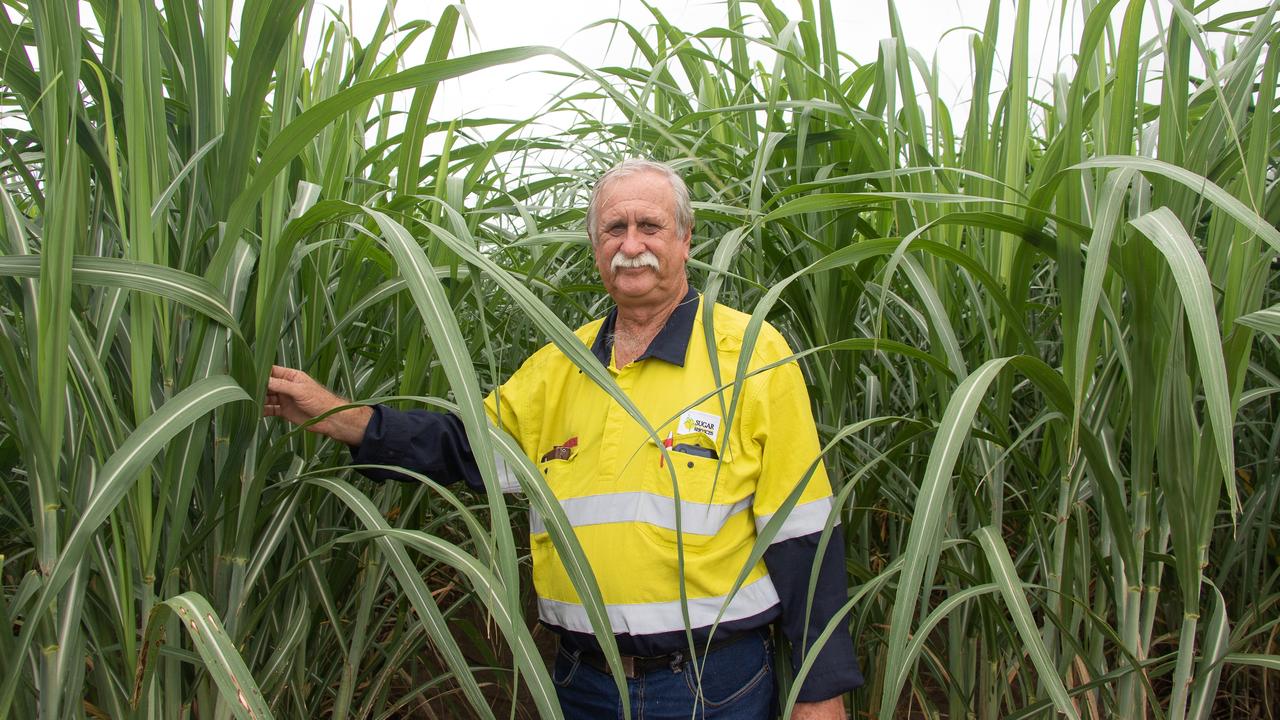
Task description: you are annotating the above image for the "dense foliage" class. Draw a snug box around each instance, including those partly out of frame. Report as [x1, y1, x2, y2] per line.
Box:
[0, 0, 1276, 718]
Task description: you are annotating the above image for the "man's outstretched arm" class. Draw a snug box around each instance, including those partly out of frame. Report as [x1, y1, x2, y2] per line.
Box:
[264, 365, 482, 487]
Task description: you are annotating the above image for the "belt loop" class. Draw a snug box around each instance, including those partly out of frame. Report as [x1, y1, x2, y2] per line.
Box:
[668, 651, 683, 674]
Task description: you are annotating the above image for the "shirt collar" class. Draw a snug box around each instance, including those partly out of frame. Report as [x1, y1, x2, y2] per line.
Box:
[590, 286, 699, 368]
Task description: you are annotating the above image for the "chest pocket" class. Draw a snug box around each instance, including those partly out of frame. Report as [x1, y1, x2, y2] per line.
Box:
[643, 431, 737, 547]
[536, 447, 578, 494]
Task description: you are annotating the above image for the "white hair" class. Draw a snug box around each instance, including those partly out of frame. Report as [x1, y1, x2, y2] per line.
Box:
[585, 159, 693, 245]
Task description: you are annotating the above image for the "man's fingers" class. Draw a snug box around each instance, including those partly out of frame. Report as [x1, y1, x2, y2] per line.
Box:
[270, 364, 306, 382]
[266, 366, 349, 432]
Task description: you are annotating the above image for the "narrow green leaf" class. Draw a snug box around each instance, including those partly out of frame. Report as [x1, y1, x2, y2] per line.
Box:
[1186, 583, 1230, 720]
[1130, 207, 1237, 514]
[364, 210, 520, 593]
[215, 47, 561, 273]
[879, 358, 1010, 718]
[1221, 654, 1280, 671]
[135, 592, 274, 720]
[150, 134, 222, 225]
[762, 190, 1007, 223]
[1, 377, 249, 713]
[976, 525, 1082, 720]
[1236, 304, 1280, 335]
[305, 477, 500, 720]
[1072, 168, 1136, 406]
[38, 377, 250, 607]
[1074, 156, 1280, 254]
[0, 256, 240, 332]
[337, 527, 563, 720]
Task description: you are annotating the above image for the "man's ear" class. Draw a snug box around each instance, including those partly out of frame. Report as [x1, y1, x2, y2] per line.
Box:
[682, 230, 692, 260]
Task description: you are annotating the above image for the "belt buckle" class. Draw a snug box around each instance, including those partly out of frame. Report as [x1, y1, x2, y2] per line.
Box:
[618, 656, 636, 678]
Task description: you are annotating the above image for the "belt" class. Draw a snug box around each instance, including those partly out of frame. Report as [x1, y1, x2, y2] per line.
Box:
[567, 630, 762, 679]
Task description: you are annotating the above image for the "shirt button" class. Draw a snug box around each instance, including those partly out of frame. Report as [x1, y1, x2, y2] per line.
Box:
[687, 461, 694, 468]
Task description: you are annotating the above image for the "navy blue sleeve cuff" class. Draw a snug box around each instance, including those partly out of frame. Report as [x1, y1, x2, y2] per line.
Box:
[349, 404, 484, 490]
[763, 525, 864, 701]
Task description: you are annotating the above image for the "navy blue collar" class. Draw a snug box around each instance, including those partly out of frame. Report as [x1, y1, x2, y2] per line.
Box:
[590, 287, 699, 368]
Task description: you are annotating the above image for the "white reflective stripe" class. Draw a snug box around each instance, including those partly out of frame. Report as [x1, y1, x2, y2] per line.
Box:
[754, 496, 837, 544]
[537, 575, 780, 636]
[527, 492, 752, 536]
[495, 453, 521, 494]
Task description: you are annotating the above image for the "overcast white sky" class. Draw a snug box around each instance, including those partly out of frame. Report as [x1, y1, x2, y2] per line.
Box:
[313, 0, 1259, 131]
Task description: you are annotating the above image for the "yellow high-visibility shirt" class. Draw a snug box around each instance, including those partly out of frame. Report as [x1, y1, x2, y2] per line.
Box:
[483, 289, 835, 638]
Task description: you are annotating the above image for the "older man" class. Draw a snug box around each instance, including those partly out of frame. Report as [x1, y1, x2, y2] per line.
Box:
[265, 159, 862, 718]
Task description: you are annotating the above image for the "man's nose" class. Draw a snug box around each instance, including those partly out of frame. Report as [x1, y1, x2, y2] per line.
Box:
[619, 226, 646, 255]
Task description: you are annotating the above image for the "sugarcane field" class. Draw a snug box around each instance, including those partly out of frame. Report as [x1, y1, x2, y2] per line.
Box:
[0, 0, 1278, 718]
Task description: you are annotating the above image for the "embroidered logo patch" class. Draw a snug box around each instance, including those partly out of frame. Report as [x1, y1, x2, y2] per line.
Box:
[677, 409, 722, 442]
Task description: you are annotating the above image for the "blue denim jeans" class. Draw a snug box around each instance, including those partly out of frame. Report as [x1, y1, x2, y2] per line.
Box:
[552, 633, 774, 720]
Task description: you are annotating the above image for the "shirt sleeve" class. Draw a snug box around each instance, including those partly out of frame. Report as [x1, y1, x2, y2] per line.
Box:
[747, 326, 863, 700]
[350, 352, 535, 491]
[763, 527, 864, 701]
[349, 405, 484, 490]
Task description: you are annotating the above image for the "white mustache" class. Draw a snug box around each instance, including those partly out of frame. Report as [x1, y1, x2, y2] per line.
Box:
[610, 251, 660, 274]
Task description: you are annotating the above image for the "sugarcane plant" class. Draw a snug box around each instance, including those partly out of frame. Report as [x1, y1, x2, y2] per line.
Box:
[0, 0, 1276, 718]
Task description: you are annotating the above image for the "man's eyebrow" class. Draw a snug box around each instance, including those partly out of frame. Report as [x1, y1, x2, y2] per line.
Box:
[599, 213, 666, 227]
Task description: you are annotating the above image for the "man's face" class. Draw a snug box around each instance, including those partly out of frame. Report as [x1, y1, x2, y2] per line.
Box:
[592, 171, 691, 308]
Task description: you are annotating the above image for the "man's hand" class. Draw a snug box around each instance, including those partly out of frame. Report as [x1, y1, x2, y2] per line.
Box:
[264, 365, 372, 446]
[790, 697, 846, 720]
